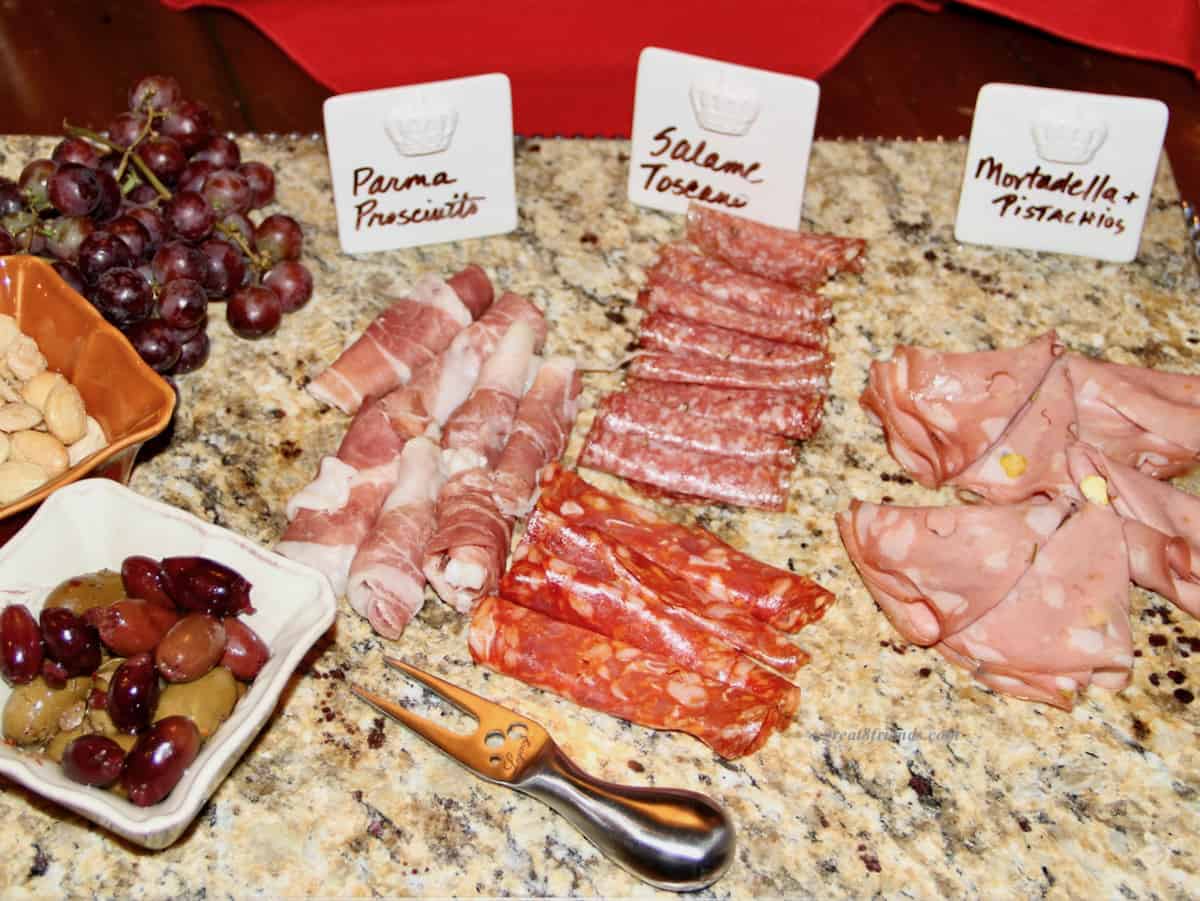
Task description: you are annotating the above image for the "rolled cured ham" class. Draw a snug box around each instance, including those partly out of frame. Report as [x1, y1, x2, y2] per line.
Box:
[647, 243, 835, 321]
[836, 496, 1075, 646]
[860, 332, 1061, 488]
[491, 357, 581, 516]
[638, 311, 828, 369]
[628, 349, 828, 394]
[638, 283, 828, 347]
[422, 468, 513, 614]
[1067, 354, 1200, 479]
[625, 379, 823, 440]
[307, 267, 492, 414]
[440, 320, 538, 476]
[536, 466, 835, 632]
[378, 291, 547, 441]
[276, 399, 406, 596]
[501, 546, 801, 715]
[685, 205, 866, 288]
[521, 508, 810, 672]
[345, 437, 444, 639]
[579, 402, 792, 511]
[469, 596, 793, 759]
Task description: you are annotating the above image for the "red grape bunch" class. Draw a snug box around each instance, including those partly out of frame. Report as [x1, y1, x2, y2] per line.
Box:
[0, 74, 314, 376]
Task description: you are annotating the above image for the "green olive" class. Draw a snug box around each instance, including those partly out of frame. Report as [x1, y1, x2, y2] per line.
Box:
[45, 724, 88, 763]
[2, 677, 90, 746]
[44, 569, 126, 616]
[154, 666, 238, 740]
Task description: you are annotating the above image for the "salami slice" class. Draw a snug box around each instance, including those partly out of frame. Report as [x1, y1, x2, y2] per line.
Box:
[638, 311, 828, 370]
[579, 406, 792, 511]
[647, 243, 833, 320]
[469, 596, 792, 759]
[638, 283, 828, 347]
[629, 349, 828, 393]
[626, 378, 823, 440]
[520, 508, 810, 672]
[685, 204, 866, 287]
[535, 467, 835, 632]
[500, 548, 801, 716]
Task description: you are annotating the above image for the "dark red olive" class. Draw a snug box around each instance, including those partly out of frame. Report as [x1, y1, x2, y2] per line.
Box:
[86, 598, 179, 656]
[107, 653, 161, 733]
[161, 556, 254, 616]
[220, 618, 271, 681]
[0, 604, 43, 685]
[40, 658, 70, 689]
[120, 555, 176, 609]
[62, 734, 126, 787]
[39, 607, 101, 676]
[155, 614, 226, 683]
[121, 715, 201, 807]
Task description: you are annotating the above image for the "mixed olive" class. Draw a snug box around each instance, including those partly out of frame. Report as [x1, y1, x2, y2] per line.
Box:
[0, 555, 269, 806]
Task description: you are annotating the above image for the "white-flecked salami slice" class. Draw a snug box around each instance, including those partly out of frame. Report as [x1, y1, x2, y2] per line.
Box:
[685, 204, 866, 288]
[638, 311, 828, 370]
[638, 282, 828, 346]
[626, 378, 823, 440]
[628, 349, 828, 394]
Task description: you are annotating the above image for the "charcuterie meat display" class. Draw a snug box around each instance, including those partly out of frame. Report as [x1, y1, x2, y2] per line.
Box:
[579, 203, 865, 510]
[842, 332, 1200, 708]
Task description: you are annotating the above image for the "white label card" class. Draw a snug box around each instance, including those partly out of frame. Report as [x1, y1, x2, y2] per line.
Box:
[955, 83, 1168, 263]
[323, 74, 517, 254]
[628, 47, 819, 229]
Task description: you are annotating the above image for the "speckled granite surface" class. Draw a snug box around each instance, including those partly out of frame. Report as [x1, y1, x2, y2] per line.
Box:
[1, 135, 1198, 899]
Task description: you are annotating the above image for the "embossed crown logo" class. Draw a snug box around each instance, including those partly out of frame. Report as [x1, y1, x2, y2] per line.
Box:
[689, 75, 761, 137]
[385, 96, 458, 157]
[1030, 104, 1108, 165]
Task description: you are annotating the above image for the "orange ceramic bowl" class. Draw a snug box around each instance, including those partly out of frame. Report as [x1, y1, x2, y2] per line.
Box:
[0, 255, 175, 517]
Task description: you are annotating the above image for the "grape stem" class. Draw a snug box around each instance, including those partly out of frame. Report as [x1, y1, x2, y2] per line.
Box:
[215, 221, 269, 273]
[112, 113, 161, 184]
[62, 121, 172, 201]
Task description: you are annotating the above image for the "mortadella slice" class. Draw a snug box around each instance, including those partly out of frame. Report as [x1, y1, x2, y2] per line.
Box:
[836, 495, 1074, 646]
[860, 332, 1061, 488]
[345, 437, 445, 639]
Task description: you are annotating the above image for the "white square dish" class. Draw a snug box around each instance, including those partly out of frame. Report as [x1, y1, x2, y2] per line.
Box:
[0, 479, 337, 849]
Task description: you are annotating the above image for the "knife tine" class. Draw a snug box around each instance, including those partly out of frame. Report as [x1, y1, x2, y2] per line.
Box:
[349, 683, 485, 767]
[382, 656, 523, 729]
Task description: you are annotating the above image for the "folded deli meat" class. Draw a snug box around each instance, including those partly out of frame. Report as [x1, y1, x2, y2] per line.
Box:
[844, 331, 1200, 709]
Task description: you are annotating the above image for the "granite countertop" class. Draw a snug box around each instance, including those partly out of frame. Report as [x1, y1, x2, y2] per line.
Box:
[0, 135, 1198, 898]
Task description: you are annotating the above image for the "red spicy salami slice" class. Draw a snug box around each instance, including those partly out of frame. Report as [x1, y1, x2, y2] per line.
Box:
[626, 378, 823, 440]
[638, 282, 828, 347]
[647, 243, 833, 320]
[500, 547, 801, 716]
[469, 596, 792, 759]
[638, 311, 828, 370]
[536, 466, 835, 632]
[629, 349, 828, 394]
[685, 204, 866, 288]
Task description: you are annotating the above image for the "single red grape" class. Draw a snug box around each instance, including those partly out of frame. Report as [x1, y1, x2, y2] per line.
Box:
[227, 285, 282, 338]
[93, 266, 154, 325]
[164, 190, 214, 242]
[174, 330, 210, 374]
[18, 159, 56, 207]
[238, 161, 275, 208]
[203, 169, 251, 215]
[0, 179, 23, 218]
[126, 206, 166, 247]
[51, 260, 85, 293]
[152, 241, 207, 285]
[158, 278, 208, 331]
[177, 159, 216, 194]
[92, 170, 122, 222]
[264, 260, 313, 313]
[48, 163, 101, 217]
[51, 137, 100, 169]
[0, 228, 15, 257]
[107, 112, 147, 150]
[136, 136, 186, 186]
[127, 183, 160, 206]
[77, 230, 134, 284]
[192, 135, 240, 170]
[129, 74, 182, 113]
[108, 215, 152, 262]
[160, 99, 214, 155]
[199, 238, 246, 298]
[254, 214, 303, 265]
[45, 216, 95, 262]
[126, 318, 182, 372]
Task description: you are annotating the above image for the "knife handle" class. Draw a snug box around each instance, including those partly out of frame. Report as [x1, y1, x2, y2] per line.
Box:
[514, 741, 735, 891]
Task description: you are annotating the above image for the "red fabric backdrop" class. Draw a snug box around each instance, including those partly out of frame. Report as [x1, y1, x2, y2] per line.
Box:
[163, 0, 1200, 136]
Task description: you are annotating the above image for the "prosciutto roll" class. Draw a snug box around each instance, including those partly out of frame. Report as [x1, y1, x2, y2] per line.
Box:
[345, 437, 444, 639]
[440, 320, 538, 476]
[501, 547, 801, 716]
[860, 332, 1062, 488]
[685, 205, 866, 288]
[1067, 354, 1200, 478]
[422, 469, 513, 614]
[307, 268, 492, 414]
[469, 596, 792, 759]
[629, 349, 828, 394]
[521, 508, 810, 673]
[536, 466, 835, 632]
[637, 283, 828, 347]
[378, 291, 547, 441]
[625, 379, 823, 440]
[276, 399, 406, 596]
[491, 357, 581, 516]
[638, 311, 828, 369]
[647, 243, 835, 321]
[836, 496, 1075, 646]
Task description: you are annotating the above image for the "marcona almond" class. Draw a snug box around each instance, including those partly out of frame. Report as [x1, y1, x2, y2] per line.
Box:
[6, 334, 46, 381]
[21, 371, 67, 411]
[67, 416, 107, 466]
[0, 432, 10, 465]
[0, 316, 19, 357]
[0, 402, 43, 432]
[0, 461, 47, 504]
[43, 384, 87, 444]
[0, 376, 20, 405]
[10, 430, 69, 478]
